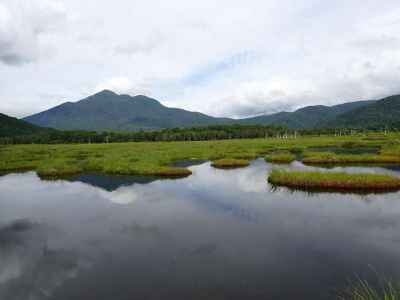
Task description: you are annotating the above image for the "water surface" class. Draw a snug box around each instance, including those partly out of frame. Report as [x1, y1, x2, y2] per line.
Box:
[1, 159, 400, 299]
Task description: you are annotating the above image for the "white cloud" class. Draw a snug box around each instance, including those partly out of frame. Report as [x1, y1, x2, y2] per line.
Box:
[1, 0, 400, 118]
[221, 79, 316, 117]
[0, 0, 66, 65]
[94, 77, 152, 96]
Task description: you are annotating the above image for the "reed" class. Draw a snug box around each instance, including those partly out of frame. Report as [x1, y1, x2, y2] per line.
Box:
[340, 279, 400, 300]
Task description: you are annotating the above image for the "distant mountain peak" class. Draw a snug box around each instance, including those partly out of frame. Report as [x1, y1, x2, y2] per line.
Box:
[88, 91, 159, 104]
[95, 89, 118, 96]
[295, 105, 328, 113]
[81, 89, 122, 104]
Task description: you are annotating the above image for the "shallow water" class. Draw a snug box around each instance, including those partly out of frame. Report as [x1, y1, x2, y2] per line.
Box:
[1, 159, 400, 300]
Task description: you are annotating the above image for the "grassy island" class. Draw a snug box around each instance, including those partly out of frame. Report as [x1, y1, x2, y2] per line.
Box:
[265, 153, 296, 163]
[302, 152, 400, 165]
[268, 169, 400, 192]
[211, 158, 250, 169]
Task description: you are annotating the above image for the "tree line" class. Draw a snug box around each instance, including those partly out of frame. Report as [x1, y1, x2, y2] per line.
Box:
[0, 124, 396, 145]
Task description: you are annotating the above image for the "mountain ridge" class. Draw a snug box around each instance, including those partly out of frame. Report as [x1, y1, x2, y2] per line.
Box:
[237, 99, 377, 129]
[322, 94, 400, 129]
[24, 90, 231, 131]
[21, 90, 399, 131]
[0, 113, 49, 137]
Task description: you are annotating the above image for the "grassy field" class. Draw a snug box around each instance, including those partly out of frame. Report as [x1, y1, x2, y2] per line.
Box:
[0, 134, 399, 178]
[268, 169, 400, 192]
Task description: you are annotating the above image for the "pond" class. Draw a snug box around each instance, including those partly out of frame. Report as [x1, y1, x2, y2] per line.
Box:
[0, 159, 400, 300]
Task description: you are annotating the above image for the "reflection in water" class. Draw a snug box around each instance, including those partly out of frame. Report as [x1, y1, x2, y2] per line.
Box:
[65, 173, 159, 192]
[289, 160, 400, 176]
[0, 159, 400, 299]
[0, 219, 84, 300]
[382, 165, 400, 172]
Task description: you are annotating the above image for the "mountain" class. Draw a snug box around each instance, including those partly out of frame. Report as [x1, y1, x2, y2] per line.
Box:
[24, 90, 230, 131]
[0, 113, 48, 137]
[23, 90, 398, 131]
[239, 100, 375, 129]
[322, 94, 400, 129]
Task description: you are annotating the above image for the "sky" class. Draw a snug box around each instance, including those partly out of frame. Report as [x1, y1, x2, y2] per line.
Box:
[1, 0, 400, 119]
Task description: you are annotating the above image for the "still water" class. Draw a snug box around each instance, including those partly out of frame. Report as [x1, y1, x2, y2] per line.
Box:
[1, 159, 400, 300]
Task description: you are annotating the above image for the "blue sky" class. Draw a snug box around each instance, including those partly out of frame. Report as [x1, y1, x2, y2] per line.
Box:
[180, 51, 257, 87]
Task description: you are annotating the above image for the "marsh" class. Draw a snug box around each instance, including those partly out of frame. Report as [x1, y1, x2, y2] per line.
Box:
[1, 159, 400, 299]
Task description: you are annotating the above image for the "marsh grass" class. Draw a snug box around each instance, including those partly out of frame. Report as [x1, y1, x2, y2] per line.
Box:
[37, 164, 83, 178]
[340, 279, 400, 300]
[302, 152, 400, 165]
[0, 134, 399, 179]
[268, 169, 400, 192]
[288, 147, 305, 155]
[265, 152, 296, 163]
[150, 167, 192, 178]
[211, 158, 250, 169]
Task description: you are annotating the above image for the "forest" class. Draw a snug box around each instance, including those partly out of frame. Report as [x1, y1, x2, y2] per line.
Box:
[0, 124, 384, 145]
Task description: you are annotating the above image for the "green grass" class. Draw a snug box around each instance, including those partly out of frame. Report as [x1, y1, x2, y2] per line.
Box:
[302, 152, 400, 165]
[268, 169, 400, 192]
[0, 134, 399, 178]
[211, 158, 250, 169]
[37, 160, 83, 178]
[265, 152, 296, 163]
[340, 279, 400, 300]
